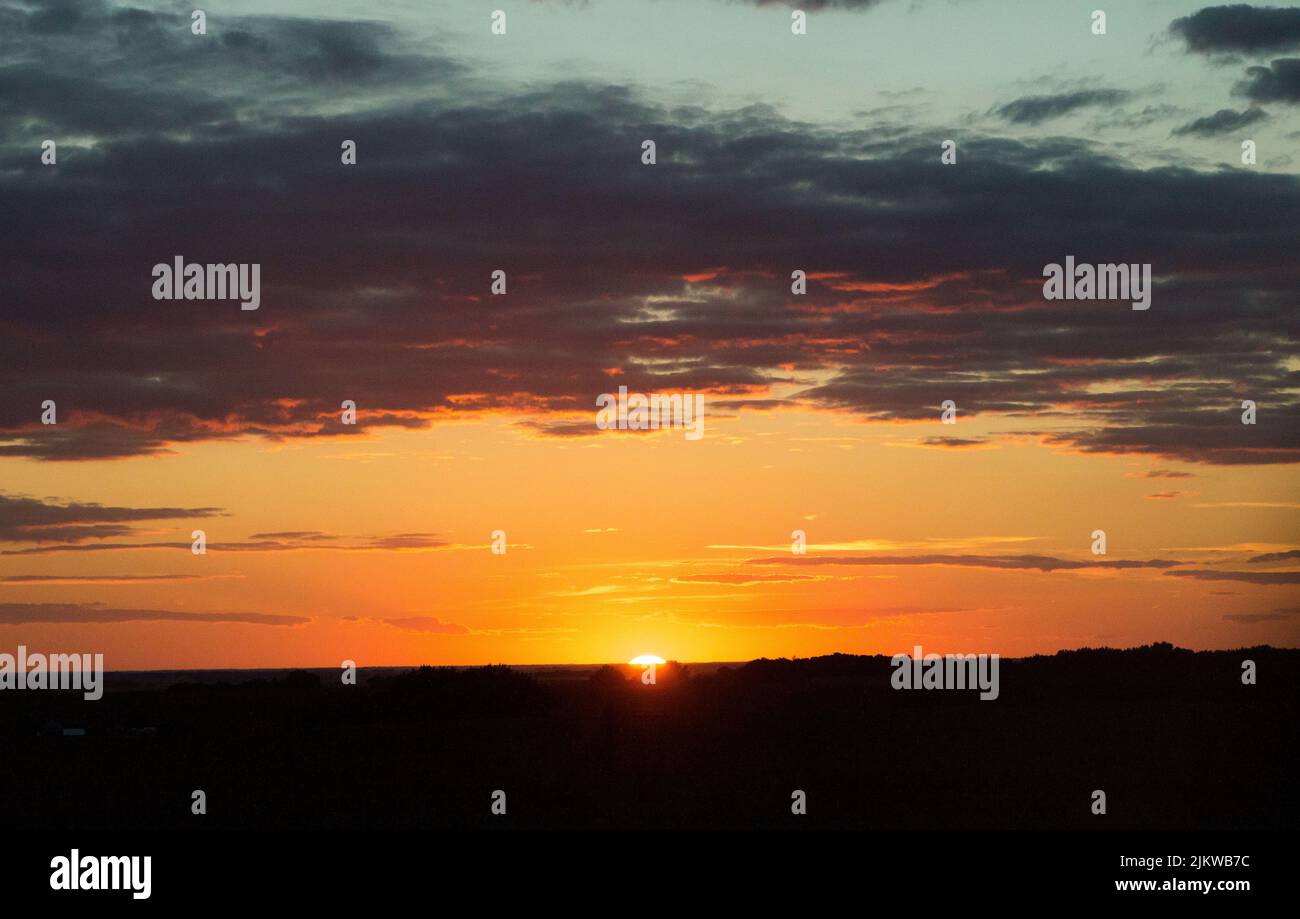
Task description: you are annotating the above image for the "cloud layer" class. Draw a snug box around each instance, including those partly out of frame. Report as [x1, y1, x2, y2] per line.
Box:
[0, 1, 1296, 468]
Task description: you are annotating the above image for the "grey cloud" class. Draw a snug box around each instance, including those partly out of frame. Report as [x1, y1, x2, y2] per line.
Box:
[1235, 58, 1300, 102]
[993, 90, 1131, 125]
[1171, 5, 1300, 56]
[1172, 106, 1269, 136]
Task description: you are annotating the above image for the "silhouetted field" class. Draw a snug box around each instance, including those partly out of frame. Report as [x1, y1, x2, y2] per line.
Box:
[2, 644, 1295, 830]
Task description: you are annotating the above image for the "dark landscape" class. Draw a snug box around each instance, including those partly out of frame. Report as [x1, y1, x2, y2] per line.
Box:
[3, 645, 1295, 831]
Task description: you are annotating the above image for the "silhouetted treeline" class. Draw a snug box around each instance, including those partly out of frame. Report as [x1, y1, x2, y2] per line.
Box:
[0, 646, 1295, 830]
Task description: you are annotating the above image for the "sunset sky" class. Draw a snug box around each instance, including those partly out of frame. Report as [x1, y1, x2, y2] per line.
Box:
[1, 0, 1297, 669]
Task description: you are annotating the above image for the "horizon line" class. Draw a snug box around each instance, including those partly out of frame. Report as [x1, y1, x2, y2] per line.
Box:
[93, 642, 1299, 675]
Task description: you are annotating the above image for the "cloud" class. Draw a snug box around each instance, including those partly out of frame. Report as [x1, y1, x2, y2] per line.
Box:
[0, 574, 209, 584]
[1223, 606, 1300, 623]
[693, 604, 997, 630]
[379, 616, 471, 635]
[0, 495, 451, 555]
[0, 3, 1296, 468]
[915, 436, 993, 450]
[993, 90, 1131, 125]
[1172, 107, 1269, 136]
[364, 533, 450, 550]
[1170, 6, 1300, 56]
[672, 573, 823, 585]
[734, 0, 887, 8]
[746, 554, 1184, 572]
[709, 536, 1042, 552]
[1029, 408, 1300, 466]
[0, 493, 222, 543]
[1, 532, 453, 556]
[0, 602, 308, 626]
[513, 419, 602, 439]
[361, 615, 571, 637]
[1164, 569, 1300, 585]
[1235, 58, 1300, 103]
[545, 0, 896, 8]
[1247, 549, 1300, 562]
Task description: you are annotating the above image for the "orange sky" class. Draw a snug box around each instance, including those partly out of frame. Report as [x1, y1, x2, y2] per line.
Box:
[3, 401, 1297, 669]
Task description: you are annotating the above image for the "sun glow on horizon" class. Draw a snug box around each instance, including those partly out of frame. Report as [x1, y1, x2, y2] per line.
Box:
[628, 654, 666, 665]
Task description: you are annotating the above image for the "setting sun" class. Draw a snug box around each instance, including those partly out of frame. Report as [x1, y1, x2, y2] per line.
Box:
[628, 654, 666, 666]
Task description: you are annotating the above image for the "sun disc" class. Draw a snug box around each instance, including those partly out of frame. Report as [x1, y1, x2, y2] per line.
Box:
[628, 654, 666, 665]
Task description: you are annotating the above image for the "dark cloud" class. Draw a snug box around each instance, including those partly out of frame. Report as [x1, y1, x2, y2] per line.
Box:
[0, 498, 445, 554]
[1247, 548, 1300, 562]
[0, 493, 221, 542]
[0, 601, 308, 625]
[550, 0, 892, 7]
[0, 574, 205, 583]
[918, 436, 990, 449]
[1171, 5, 1300, 56]
[1172, 106, 1269, 136]
[1, 532, 450, 555]
[514, 420, 603, 439]
[0, 2, 1296, 467]
[993, 90, 1131, 125]
[1235, 58, 1300, 102]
